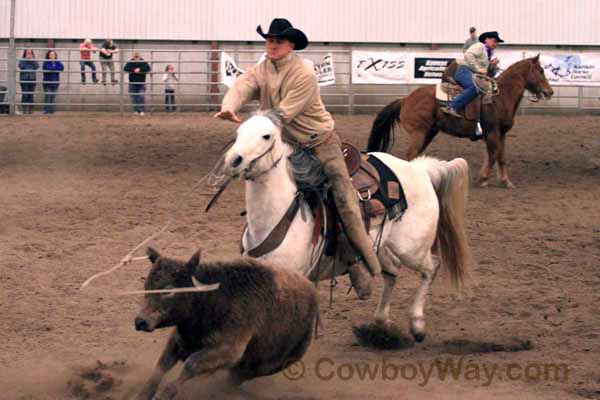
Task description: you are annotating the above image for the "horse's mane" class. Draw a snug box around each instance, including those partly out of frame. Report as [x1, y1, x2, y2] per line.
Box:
[248, 109, 327, 193]
[253, 108, 284, 127]
[497, 57, 535, 82]
[288, 147, 328, 194]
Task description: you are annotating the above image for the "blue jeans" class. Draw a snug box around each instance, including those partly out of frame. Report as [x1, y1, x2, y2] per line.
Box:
[129, 83, 146, 113]
[165, 89, 176, 112]
[448, 65, 478, 111]
[43, 84, 59, 113]
[20, 82, 36, 105]
[80, 61, 97, 82]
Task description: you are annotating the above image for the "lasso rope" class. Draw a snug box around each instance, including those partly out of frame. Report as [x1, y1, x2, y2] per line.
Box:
[80, 144, 232, 290]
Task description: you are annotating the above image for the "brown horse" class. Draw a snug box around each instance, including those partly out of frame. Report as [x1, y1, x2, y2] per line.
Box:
[367, 55, 554, 188]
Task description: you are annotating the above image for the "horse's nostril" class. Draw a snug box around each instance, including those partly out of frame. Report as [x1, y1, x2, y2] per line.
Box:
[232, 155, 243, 168]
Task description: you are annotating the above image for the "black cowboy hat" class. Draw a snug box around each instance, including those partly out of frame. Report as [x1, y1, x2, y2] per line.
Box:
[479, 31, 504, 43]
[257, 18, 309, 51]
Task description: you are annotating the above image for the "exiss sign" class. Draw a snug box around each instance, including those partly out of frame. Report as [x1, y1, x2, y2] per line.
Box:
[414, 57, 455, 79]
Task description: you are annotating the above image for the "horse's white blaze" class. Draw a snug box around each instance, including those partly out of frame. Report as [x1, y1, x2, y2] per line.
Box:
[226, 113, 470, 339]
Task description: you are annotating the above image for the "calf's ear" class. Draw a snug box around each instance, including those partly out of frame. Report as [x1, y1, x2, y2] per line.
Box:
[187, 249, 202, 273]
[147, 247, 161, 264]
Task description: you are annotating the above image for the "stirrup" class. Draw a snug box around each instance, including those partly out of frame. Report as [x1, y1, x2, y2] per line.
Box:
[442, 106, 461, 118]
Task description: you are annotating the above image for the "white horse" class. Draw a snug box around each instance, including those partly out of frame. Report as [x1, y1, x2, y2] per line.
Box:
[222, 111, 472, 342]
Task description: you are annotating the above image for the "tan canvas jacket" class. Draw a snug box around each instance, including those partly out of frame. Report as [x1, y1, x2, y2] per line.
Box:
[457, 42, 491, 72]
[221, 53, 334, 147]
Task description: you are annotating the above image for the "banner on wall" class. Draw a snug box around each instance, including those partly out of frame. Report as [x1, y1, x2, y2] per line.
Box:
[307, 53, 336, 86]
[221, 52, 336, 88]
[493, 51, 525, 75]
[220, 52, 245, 88]
[536, 54, 600, 86]
[412, 57, 455, 82]
[352, 51, 410, 84]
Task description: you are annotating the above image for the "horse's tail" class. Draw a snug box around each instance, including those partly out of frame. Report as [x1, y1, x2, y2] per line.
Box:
[367, 98, 402, 153]
[420, 157, 472, 291]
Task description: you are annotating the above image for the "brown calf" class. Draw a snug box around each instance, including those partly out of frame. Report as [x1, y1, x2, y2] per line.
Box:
[134, 247, 318, 400]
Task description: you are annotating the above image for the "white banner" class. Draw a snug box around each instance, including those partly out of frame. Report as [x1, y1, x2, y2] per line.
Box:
[493, 50, 525, 75]
[220, 52, 245, 88]
[221, 52, 336, 88]
[535, 53, 600, 86]
[309, 53, 336, 86]
[352, 51, 411, 84]
[352, 50, 532, 84]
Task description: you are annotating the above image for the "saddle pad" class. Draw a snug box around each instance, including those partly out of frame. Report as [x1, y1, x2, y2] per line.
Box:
[435, 83, 450, 102]
[366, 154, 407, 219]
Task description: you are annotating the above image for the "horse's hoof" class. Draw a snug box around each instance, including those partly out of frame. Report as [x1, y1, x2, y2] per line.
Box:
[479, 180, 489, 188]
[410, 318, 426, 343]
[353, 322, 413, 350]
[412, 332, 426, 343]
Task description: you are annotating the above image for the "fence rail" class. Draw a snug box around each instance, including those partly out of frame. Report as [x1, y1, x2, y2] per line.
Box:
[1, 46, 599, 115]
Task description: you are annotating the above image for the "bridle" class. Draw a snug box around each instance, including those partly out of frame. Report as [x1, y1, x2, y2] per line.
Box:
[242, 138, 283, 181]
[525, 61, 547, 102]
[205, 133, 283, 213]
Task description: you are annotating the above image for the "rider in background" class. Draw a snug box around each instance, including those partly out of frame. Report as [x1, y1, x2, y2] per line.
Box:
[215, 18, 381, 297]
[442, 31, 504, 119]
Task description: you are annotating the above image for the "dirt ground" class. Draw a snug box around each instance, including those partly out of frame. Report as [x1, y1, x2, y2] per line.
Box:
[1, 112, 598, 400]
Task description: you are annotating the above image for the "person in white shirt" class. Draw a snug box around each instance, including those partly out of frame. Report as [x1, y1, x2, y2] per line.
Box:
[162, 65, 178, 112]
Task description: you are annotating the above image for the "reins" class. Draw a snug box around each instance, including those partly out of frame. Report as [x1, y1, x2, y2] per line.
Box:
[242, 139, 282, 181]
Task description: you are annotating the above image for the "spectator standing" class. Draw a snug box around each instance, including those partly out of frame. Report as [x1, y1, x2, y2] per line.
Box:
[100, 39, 119, 85]
[42, 50, 64, 114]
[80, 39, 99, 84]
[18, 48, 39, 114]
[124, 52, 151, 115]
[463, 27, 478, 52]
[162, 64, 178, 112]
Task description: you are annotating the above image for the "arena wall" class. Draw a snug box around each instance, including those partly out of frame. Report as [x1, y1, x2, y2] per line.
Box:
[1, 0, 599, 46]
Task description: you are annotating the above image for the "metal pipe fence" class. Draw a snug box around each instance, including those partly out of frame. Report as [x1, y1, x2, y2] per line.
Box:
[1, 46, 599, 115]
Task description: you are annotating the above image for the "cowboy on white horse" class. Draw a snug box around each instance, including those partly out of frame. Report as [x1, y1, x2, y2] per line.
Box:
[215, 18, 380, 293]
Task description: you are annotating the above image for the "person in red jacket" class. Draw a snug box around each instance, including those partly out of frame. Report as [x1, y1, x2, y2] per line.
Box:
[79, 39, 98, 84]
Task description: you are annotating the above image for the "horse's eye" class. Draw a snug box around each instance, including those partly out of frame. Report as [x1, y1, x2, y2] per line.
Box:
[262, 134, 271, 140]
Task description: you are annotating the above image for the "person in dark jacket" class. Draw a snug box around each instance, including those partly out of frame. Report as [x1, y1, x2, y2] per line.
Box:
[18, 48, 39, 114]
[42, 50, 64, 114]
[124, 52, 151, 115]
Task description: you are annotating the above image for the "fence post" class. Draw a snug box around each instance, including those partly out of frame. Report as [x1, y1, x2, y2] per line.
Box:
[348, 46, 354, 115]
[119, 49, 125, 116]
[150, 50, 155, 114]
[66, 48, 72, 112]
[210, 42, 220, 112]
[7, 0, 16, 115]
[578, 85, 583, 114]
[177, 50, 181, 112]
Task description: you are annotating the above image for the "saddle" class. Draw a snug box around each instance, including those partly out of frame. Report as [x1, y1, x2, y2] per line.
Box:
[341, 143, 406, 225]
[436, 60, 498, 122]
